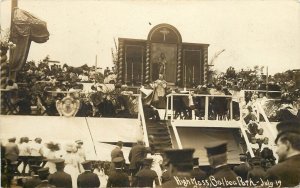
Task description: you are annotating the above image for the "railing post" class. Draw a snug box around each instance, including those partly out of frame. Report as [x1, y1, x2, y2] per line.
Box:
[164, 95, 169, 120]
[230, 98, 233, 120]
[172, 124, 183, 149]
[138, 94, 149, 147]
[171, 94, 174, 122]
[204, 96, 209, 120]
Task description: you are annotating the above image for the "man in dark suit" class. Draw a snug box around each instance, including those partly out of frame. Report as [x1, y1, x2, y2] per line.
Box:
[161, 148, 195, 188]
[110, 141, 124, 174]
[36, 167, 56, 188]
[134, 158, 159, 187]
[204, 141, 237, 181]
[129, 139, 148, 175]
[5, 137, 19, 187]
[247, 157, 266, 182]
[48, 159, 72, 188]
[5, 137, 19, 163]
[265, 121, 300, 187]
[191, 157, 207, 181]
[111, 141, 124, 161]
[233, 153, 251, 181]
[23, 165, 42, 188]
[106, 157, 130, 187]
[77, 160, 100, 188]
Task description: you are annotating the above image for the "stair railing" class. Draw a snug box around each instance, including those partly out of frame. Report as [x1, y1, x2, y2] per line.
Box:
[138, 93, 149, 147]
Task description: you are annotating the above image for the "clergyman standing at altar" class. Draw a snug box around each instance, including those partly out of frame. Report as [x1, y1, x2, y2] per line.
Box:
[151, 74, 167, 109]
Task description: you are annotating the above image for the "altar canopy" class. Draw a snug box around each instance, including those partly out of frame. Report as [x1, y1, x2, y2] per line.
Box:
[9, 8, 49, 74]
[117, 23, 209, 87]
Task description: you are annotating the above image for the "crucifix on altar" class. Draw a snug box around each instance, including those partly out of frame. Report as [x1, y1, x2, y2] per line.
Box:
[160, 28, 170, 41]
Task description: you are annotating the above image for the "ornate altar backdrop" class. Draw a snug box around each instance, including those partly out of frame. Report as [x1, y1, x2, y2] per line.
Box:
[117, 23, 209, 87]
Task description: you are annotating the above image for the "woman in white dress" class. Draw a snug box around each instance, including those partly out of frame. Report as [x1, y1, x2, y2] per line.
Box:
[63, 143, 82, 188]
[44, 142, 60, 174]
[147, 149, 163, 185]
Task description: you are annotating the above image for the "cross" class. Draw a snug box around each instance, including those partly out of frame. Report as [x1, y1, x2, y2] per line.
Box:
[160, 28, 170, 41]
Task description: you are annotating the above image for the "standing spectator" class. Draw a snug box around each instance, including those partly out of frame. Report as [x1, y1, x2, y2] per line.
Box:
[134, 158, 159, 187]
[5, 137, 19, 187]
[64, 143, 82, 187]
[129, 139, 148, 176]
[110, 141, 124, 174]
[106, 157, 130, 187]
[30, 137, 44, 157]
[75, 140, 86, 162]
[111, 141, 124, 161]
[44, 142, 60, 174]
[77, 161, 100, 188]
[5, 137, 19, 164]
[18, 137, 31, 174]
[204, 141, 237, 181]
[48, 159, 72, 188]
[147, 148, 163, 184]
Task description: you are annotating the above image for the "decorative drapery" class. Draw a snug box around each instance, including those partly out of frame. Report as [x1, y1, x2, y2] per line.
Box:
[9, 8, 49, 75]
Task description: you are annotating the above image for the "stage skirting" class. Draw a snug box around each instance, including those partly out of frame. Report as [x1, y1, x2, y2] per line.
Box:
[0, 115, 142, 161]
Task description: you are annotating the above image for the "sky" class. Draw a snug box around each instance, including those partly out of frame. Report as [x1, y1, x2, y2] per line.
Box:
[1, 0, 300, 75]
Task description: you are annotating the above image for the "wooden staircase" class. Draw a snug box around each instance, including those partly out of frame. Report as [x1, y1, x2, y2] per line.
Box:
[145, 120, 173, 151]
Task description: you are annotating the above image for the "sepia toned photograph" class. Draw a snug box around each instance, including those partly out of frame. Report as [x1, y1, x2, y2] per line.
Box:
[1, 0, 300, 187]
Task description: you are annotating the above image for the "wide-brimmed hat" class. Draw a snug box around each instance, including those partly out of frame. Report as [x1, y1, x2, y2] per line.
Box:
[46, 142, 60, 151]
[64, 143, 76, 152]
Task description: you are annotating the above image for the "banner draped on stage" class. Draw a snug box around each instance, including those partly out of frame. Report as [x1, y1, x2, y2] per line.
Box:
[9, 8, 49, 76]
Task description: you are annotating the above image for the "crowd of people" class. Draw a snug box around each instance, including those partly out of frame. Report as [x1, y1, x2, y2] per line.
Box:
[1, 61, 299, 122]
[1, 120, 300, 187]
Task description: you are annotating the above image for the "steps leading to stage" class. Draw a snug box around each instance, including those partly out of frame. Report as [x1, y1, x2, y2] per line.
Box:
[145, 120, 173, 151]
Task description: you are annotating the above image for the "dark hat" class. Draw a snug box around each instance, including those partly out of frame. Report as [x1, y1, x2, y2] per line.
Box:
[192, 158, 199, 166]
[81, 160, 92, 170]
[204, 141, 227, 156]
[35, 137, 42, 142]
[21, 137, 30, 142]
[250, 157, 261, 165]
[275, 121, 300, 143]
[46, 142, 60, 151]
[8, 137, 16, 142]
[164, 148, 195, 167]
[113, 157, 124, 168]
[116, 141, 123, 147]
[143, 158, 153, 166]
[37, 167, 50, 176]
[75, 140, 83, 144]
[53, 159, 65, 167]
[31, 165, 42, 174]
